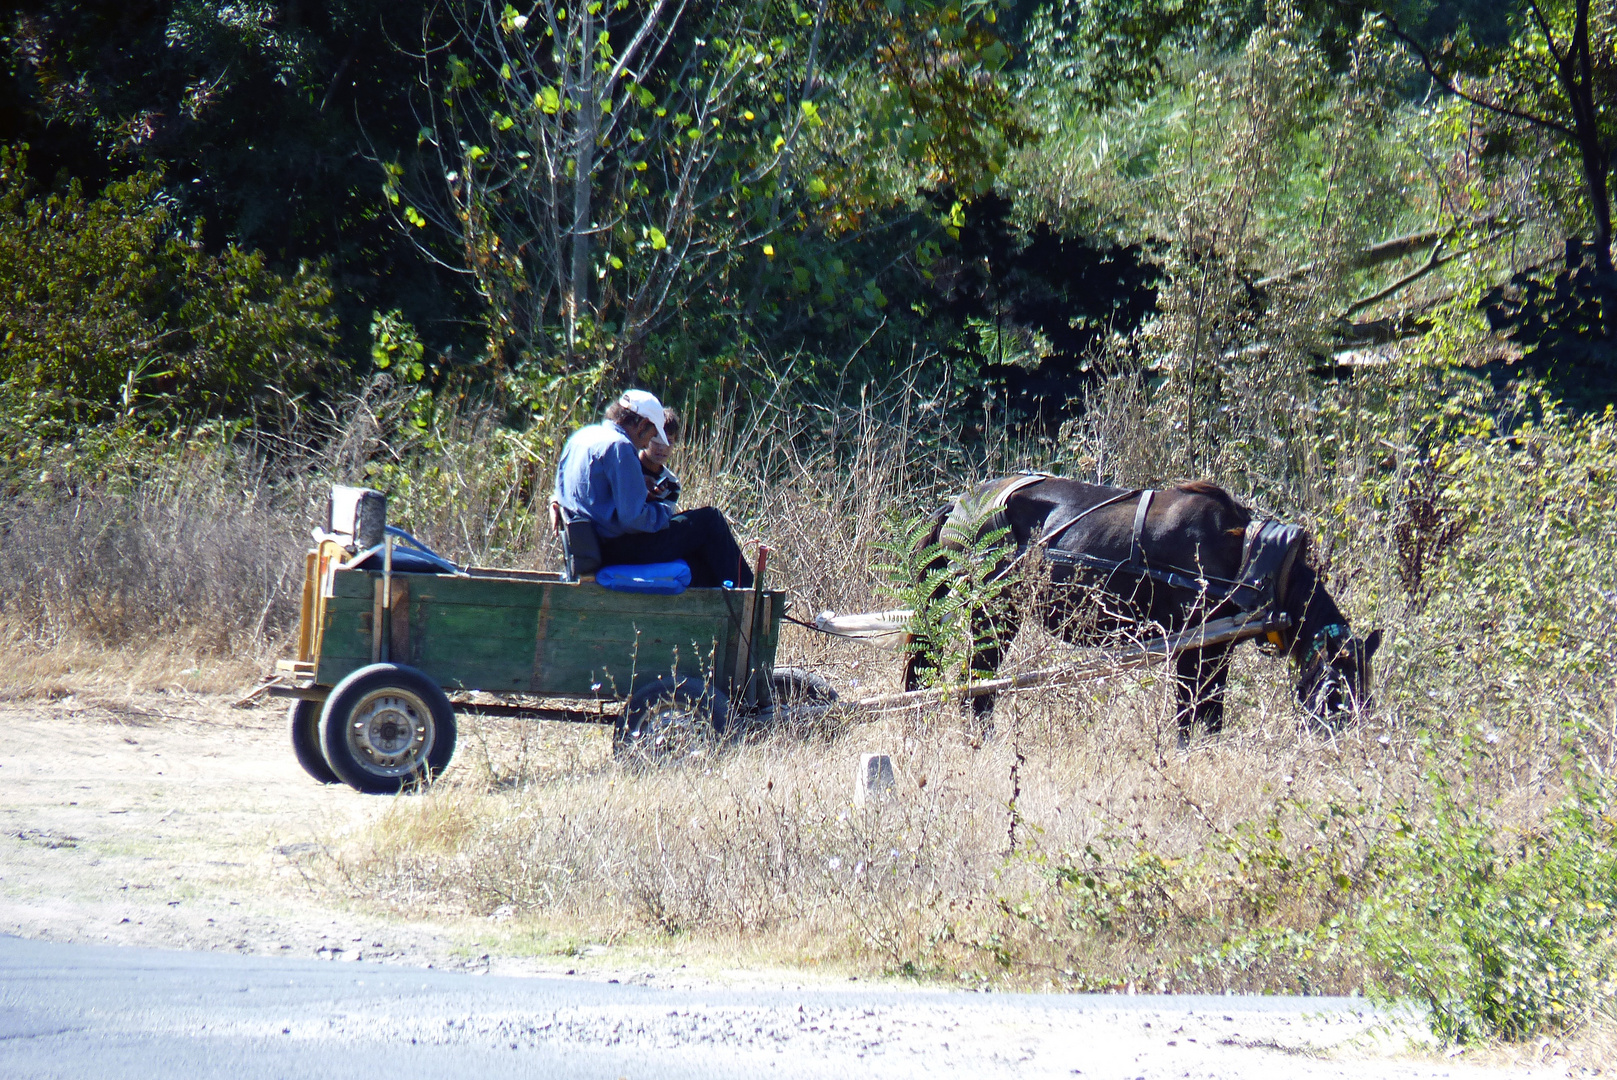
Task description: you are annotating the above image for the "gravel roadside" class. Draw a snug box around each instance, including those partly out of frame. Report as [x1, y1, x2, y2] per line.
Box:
[0, 693, 1578, 1078]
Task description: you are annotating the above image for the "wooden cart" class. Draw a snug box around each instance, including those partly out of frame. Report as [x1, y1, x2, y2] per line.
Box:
[271, 537, 803, 792]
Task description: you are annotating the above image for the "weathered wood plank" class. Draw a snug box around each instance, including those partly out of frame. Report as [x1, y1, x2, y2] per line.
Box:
[390, 577, 410, 663]
[370, 576, 384, 663]
[534, 635, 728, 694]
[330, 568, 376, 599]
[334, 565, 778, 610]
[296, 550, 316, 663]
[315, 594, 371, 685]
[314, 570, 783, 700]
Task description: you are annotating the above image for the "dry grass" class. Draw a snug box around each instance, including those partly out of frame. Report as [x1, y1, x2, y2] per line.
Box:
[331, 642, 1433, 994]
[0, 433, 316, 693]
[0, 635, 268, 699]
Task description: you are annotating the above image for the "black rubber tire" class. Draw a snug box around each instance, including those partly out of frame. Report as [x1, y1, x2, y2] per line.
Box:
[288, 699, 340, 785]
[318, 663, 457, 794]
[768, 667, 838, 706]
[614, 675, 728, 766]
[736, 666, 839, 740]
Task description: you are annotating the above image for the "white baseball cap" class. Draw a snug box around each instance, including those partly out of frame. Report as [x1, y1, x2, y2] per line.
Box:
[616, 389, 670, 446]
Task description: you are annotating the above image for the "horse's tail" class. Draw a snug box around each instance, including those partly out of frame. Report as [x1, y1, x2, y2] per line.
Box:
[900, 499, 956, 691]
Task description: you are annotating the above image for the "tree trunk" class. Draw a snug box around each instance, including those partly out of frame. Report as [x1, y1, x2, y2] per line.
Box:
[1561, 0, 1614, 273]
[1573, 132, 1613, 274]
[566, 8, 599, 362]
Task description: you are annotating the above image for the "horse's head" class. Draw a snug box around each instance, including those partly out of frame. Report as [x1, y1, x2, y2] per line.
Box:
[1279, 555, 1381, 723]
[1293, 623, 1382, 721]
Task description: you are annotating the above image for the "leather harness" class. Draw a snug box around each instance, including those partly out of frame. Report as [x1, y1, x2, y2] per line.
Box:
[1042, 488, 1304, 647]
[942, 475, 1305, 646]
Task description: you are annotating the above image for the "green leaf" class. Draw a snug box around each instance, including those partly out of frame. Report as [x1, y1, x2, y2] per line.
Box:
[648, 227, 667, 250]
[536, 86, 561, 114]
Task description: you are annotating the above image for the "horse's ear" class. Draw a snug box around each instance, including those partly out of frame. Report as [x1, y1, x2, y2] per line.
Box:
[1363, 628, 1383, 661]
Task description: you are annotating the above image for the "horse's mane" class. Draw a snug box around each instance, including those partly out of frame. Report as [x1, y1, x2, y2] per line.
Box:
[1173, 480, 1253, 526]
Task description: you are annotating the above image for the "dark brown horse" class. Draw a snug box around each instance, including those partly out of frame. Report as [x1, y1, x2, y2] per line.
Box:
[902, 476, 1382, 740]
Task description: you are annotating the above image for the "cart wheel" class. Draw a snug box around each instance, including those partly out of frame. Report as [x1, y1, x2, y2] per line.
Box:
[319, 663, 457, 794]
[288, 698, 340, 785]
[615, 676, 728, 766]
[742, 667, 838, 739]
[769, 667, 837, 708]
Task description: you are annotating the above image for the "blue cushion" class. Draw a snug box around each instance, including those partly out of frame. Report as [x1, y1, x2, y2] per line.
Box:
[596, 560, 692, 595]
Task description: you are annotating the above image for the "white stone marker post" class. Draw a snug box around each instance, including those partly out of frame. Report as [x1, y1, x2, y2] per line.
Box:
[856, 753, 895, 806]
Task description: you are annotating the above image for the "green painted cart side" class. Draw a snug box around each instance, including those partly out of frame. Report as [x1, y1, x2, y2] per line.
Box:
[271, 515, 806, 793]
[277, 542, 784, 711]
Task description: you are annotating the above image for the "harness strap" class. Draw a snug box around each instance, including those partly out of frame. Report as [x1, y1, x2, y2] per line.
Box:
[1037, 487, 1141, 550]
[1130, 489, 1155, 568]
[1240, 519, 1276, 646]
[1046, 547, 1220, 595]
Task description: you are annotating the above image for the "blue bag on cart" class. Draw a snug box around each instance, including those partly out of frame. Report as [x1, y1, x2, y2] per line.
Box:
[596, 560, 692, 595]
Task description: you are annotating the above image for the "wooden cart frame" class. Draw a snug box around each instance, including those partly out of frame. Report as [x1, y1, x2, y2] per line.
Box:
[272, 539, 788, 792]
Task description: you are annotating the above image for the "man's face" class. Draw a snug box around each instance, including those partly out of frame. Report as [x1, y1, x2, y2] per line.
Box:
[642, 438, 672, 468]
[626, 417, 658, 450]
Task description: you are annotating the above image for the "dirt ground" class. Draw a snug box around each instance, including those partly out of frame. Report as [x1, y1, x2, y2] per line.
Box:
[0, 691, 465, 967]
[0, 691, 1603, 1078]
[0, 688, 841, 984]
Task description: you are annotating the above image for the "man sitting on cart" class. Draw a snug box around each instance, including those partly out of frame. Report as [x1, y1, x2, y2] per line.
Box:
[553, 390, 753, 587]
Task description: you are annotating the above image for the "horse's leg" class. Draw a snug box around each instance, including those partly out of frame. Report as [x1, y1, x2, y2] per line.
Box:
[1196, 641, 1234, 735]
[1174, 641, 1234, 745]
[902, 638, 935, 693]
[965, 601, 1020, 729]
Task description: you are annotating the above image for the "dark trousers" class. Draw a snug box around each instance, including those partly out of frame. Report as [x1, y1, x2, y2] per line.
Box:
[598, 506, 754, 588]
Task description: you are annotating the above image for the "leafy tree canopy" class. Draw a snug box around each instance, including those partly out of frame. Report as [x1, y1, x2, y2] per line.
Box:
[0, 151, 338, 432]
[1, 0, 476, 358]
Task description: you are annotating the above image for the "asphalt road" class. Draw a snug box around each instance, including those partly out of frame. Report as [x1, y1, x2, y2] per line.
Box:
[1, 935, 1520, 1080]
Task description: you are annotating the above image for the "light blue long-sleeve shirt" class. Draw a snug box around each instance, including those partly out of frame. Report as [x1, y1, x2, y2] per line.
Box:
[553, 421, 671, 538]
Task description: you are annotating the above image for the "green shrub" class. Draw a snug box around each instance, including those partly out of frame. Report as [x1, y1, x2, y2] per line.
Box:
[0, 149, 338, 434]
[1424, 407, 1617, 679]
[872, 510, 1014, 688]
[1358, 775, 1617, 1043]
